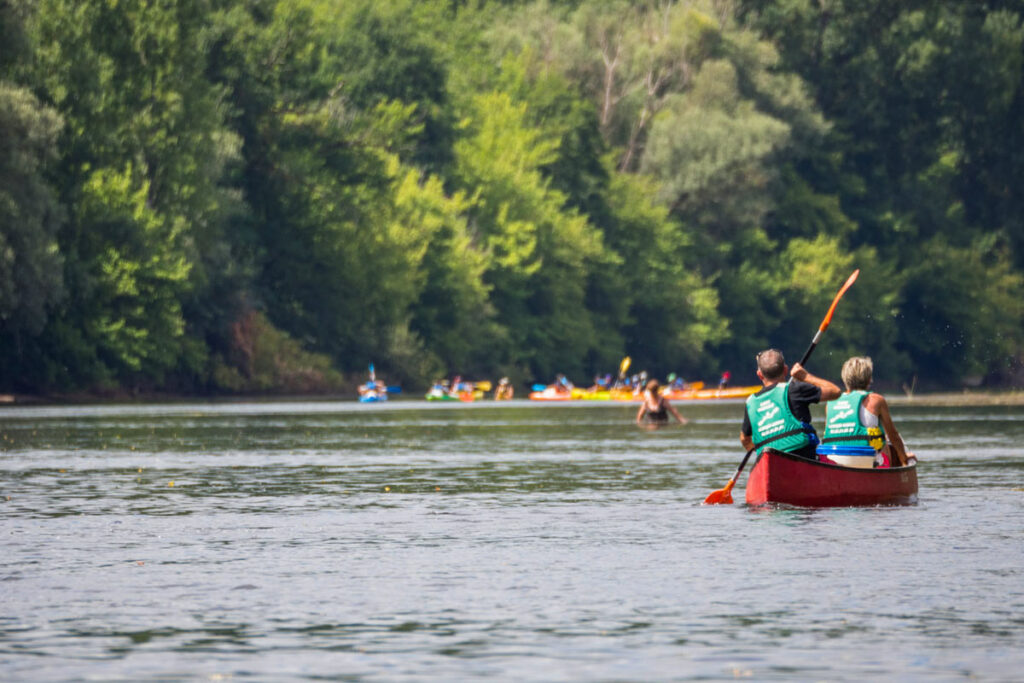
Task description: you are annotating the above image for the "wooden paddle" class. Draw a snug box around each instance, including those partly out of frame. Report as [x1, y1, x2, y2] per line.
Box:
[704, 269, 860, 505]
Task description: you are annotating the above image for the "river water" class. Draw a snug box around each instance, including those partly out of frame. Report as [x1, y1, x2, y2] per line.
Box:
[1, 399, 1022, 681]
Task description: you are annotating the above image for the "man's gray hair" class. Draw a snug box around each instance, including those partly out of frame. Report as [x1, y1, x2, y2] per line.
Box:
[756, 348, 786, 381]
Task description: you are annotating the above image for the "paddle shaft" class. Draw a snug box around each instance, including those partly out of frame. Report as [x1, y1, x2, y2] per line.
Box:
[724, 448, 755, 489]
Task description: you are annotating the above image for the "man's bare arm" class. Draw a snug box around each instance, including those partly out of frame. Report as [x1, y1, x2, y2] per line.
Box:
[790, 362, 841, 401]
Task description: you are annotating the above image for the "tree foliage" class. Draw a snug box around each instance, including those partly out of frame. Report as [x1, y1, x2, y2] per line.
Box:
[0, 84, 64, 361]
[0, 0, 1021, 394]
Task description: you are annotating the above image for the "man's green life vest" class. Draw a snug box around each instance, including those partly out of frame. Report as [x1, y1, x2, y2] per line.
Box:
[822, 390, 885, 449]
[745, 382, 813, 454]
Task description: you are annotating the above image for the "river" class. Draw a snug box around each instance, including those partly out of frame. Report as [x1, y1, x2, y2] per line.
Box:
[2, 399, 1022, 681]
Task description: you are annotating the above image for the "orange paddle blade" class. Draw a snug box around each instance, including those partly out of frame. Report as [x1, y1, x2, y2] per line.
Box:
[703, 480, 735, 505]
[819, 269, 859, 332]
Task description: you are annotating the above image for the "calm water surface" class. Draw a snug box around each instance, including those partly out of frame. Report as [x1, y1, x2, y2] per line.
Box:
[1, 399, 1022, 681]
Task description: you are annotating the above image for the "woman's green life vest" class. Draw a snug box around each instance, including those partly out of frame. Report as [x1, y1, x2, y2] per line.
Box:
[822, 390, 885, 450]
[744, 382, 813, 455]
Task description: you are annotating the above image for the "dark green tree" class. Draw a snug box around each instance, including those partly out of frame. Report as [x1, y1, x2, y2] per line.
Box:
[0, 84, 65, 389]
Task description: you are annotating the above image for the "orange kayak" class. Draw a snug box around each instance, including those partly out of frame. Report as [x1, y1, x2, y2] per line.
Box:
[663, 385, 759, 400]
[528, 387, 576, 401]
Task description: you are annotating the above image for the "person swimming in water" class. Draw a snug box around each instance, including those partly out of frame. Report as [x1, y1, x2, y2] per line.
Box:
[636, 379, 687, 426]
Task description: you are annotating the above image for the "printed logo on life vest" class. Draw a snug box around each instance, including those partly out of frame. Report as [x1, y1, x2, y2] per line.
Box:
[756, 403, 780, 426]
[756, 403, 784, 434]
[830, 408, 854, 423]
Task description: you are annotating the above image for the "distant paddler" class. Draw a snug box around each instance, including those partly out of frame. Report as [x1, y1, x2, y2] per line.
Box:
[358, 363, 389, 402]
[494, 377, 514, 400]
[553, 373, 574, 395]
[666, 373, 688, 391]
[425, 379, 454, 401]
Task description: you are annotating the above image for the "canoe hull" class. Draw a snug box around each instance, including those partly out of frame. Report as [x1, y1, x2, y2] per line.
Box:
[745, 448, 918, 507]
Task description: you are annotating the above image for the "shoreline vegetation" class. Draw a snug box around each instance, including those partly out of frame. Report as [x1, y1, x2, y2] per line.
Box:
[1, 1, 1022, 398]
[3, 390, 1024, 408]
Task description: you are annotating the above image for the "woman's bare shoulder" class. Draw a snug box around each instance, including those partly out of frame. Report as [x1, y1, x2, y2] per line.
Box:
[865, 392, 890, 411]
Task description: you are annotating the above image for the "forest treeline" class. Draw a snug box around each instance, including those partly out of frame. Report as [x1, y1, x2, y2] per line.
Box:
[1, 0, 1022, 395]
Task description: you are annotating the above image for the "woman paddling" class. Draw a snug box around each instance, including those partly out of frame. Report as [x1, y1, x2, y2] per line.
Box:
[636, 379, 687, 426]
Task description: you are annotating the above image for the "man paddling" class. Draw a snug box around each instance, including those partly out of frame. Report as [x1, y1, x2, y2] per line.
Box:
[740, 348, 840, 460]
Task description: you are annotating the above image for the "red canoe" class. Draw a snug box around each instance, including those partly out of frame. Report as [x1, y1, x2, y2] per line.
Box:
[745, 448, 918, 507]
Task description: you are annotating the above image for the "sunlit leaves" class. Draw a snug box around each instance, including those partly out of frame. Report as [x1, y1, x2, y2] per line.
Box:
[397, 168, 492, 374]
[454, 89, 604, 377]
[74, 166, 191, 375]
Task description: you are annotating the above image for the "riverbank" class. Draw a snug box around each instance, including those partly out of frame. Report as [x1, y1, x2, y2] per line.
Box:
[890, 390, 1024, 406]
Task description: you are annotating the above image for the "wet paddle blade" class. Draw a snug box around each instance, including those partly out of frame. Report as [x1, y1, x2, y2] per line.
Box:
[704, 480, 735, 505]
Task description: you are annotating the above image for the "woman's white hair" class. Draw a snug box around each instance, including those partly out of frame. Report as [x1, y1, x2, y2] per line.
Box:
[841, 356, 873, 391]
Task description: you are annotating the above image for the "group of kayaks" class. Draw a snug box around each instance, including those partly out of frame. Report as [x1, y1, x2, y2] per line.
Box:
[527, 382, 760, 402]
[424, 379, 498, 402]
[419, 379, 762, 402]
[360, 376, 760, 403]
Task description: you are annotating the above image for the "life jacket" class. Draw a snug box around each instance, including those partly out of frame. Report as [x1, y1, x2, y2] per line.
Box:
[822, 390, 886, 450]
[745, 382, 815, 455]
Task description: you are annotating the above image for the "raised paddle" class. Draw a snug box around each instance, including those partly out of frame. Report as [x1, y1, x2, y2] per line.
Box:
[796, 269, 860, 368]
[704, 269, 860, 505]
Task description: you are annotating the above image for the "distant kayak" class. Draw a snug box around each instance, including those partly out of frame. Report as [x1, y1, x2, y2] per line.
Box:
[425, 388, 459, 401]
[358, 391, 387, 403]
[579, 390, 611, 400]
[528, 387, 576, 401]
[745, 448, 918, 507]
[663, 385, 759, 400]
